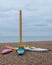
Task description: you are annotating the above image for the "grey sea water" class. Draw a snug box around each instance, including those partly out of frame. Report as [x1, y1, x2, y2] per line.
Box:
[0, 36, 52, 43]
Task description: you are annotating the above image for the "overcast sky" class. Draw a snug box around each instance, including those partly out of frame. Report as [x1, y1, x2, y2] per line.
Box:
[0, 0, 52, 36]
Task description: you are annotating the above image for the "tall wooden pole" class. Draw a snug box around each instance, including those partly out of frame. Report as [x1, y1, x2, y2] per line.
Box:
[20, 10, 22, 47]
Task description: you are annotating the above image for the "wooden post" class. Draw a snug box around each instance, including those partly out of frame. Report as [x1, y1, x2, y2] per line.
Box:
[19, 10, 22, 47]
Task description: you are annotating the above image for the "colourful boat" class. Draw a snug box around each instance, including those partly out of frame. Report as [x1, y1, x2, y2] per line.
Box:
[2, 49, 12, 54]
[16, 47, 25, 55]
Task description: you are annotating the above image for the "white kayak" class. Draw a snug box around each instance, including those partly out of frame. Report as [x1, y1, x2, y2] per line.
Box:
[25, 48, 49, 52]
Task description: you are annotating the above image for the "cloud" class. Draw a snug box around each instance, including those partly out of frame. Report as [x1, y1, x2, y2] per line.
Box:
[0, 0, 52, 37]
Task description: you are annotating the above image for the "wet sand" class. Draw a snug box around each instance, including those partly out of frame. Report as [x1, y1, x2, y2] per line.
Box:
[0, 41, 52, 65]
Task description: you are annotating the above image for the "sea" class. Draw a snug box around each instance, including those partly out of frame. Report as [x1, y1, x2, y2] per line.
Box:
[0, 36, 52, 43]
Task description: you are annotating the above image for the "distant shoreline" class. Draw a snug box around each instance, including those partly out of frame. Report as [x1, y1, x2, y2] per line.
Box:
[0, 40, 52, 44]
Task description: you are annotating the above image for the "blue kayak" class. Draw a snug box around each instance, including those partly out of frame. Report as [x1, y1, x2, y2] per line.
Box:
[16, 47, 25, 55]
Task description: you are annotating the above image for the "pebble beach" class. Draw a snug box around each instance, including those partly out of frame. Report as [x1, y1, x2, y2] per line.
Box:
[0, 41, 52, 65]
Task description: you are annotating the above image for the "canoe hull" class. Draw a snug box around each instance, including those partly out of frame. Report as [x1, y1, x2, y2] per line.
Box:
[2, 49, 12, 54]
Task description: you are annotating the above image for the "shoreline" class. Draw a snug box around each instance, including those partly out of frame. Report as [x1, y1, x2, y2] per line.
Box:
[0, 40, 52, 44]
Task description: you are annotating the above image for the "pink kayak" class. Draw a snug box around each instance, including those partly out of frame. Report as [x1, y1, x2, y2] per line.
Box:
[2, 49, 12, 54]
